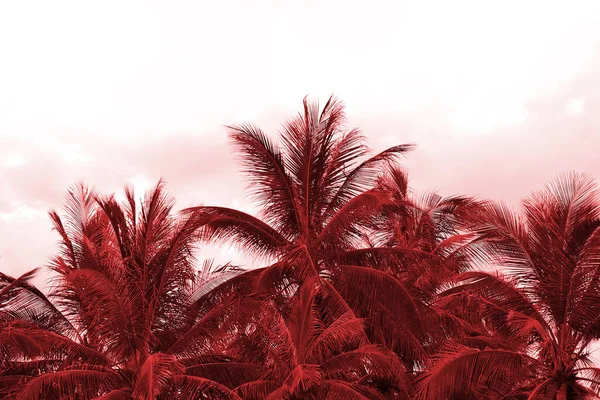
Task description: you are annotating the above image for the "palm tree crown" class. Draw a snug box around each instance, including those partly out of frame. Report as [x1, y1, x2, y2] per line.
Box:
[419, 173, 600, 399]
[0, 182, 263, 399]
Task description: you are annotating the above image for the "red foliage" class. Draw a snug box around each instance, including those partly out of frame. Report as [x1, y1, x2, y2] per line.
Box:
[2, 98, 600, 399]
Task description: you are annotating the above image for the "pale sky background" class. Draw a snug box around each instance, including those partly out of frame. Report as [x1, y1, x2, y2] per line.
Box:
[1, 0, 600, 278]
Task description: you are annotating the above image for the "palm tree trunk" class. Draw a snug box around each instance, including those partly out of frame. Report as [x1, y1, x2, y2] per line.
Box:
[555, 383, 574, 400]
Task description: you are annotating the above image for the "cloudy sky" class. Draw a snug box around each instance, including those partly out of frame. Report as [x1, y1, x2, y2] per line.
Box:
[1, 0, 600, 278]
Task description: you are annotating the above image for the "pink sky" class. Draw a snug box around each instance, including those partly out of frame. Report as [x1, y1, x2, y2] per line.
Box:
[1, 1, 600, 278]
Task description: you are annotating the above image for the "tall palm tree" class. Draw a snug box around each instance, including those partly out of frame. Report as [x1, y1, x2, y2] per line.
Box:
[0, 182, 263, 399]
[191, 97, 429, 364]
[417, 173, 600, 399]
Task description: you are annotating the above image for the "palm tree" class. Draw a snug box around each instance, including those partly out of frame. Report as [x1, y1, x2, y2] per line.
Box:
[191, 97, 429, 364]
[330, 165, 484, 373]
[231, 277, 408, 399]
[0, 182, 263, 399]
[417, 173, 600, 399]
[345, 165, 482, 291]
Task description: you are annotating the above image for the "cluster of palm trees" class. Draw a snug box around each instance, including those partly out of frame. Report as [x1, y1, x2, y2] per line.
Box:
[2, 97, 600, 399]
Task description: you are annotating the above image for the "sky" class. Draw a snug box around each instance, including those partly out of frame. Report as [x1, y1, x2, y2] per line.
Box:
[1, 0, 600, 278]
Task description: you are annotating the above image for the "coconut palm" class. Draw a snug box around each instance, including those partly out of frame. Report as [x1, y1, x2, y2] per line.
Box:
[190, 97, 431, 364]
[418, 173, 600, 399]
[0, 182, 262, 399]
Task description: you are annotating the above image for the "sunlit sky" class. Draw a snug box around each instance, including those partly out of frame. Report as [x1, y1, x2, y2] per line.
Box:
[1, 0, 600, 277]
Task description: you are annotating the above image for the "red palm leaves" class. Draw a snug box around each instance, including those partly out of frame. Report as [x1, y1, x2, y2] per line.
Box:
[190, 97, 427, 376]
[230, 279, 408, 399]
[194, 96, 414, 263]
[0, 183, 258, 399]
[3, 98, 600, 399]
[427, 173, 600, 398]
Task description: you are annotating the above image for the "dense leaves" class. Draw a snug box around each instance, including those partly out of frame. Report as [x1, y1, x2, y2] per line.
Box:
[2, 98, 600, 399]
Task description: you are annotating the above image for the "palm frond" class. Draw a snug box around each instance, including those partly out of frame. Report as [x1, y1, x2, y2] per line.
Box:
[228, 124, 301, 237]
[132, 353, 184, 399]
[15, 368, 121, 400]
[191, 206, 289, 259]
[415, 344, 537, 400]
